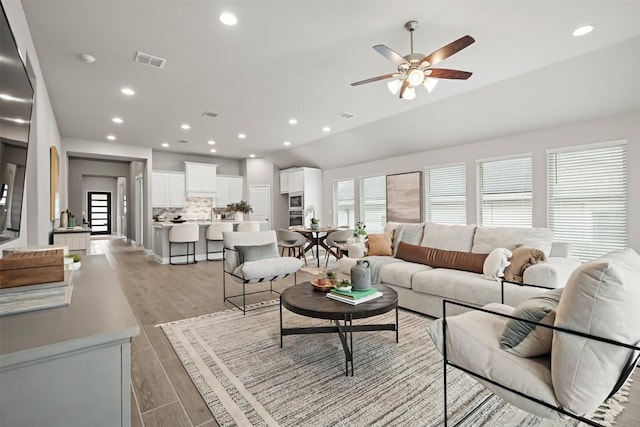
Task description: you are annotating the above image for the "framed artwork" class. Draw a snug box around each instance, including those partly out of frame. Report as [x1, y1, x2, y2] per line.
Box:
[386, 171, 422, 223]
[50, 146, 60, 220]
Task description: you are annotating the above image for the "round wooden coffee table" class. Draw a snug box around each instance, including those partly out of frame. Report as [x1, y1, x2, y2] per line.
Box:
[279, 282, 398, 376]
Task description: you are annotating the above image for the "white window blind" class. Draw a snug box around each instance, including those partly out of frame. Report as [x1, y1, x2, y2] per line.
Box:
[360, 175, 386, 233]
[424, 164, 466, 225]
[547, 141, 627, 261]
[333, 179, 355, 227]
[477, 155, 532, 227]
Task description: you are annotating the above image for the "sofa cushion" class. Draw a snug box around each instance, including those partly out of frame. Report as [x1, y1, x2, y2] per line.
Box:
[378, 261, 432, 289]
[235, 242, 280, 264]
[232, 257, 303, 282]
[471, 226, 553, 255]
[501, 288, 563, 357]
[503, 246, 546, 283]
[420, 223, 477, 252]
[367, 232, 393, 256]
[395, 241, 487, 274]
[391, 223, 425, 253]
[483, 248, 512, 280]
[552, 248, 640, 416]
[412, 269, 501, 304]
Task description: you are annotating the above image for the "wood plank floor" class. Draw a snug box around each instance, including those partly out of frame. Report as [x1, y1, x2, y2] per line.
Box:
[94, 237, 639, 427]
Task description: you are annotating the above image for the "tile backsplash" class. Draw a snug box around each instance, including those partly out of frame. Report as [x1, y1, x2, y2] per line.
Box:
[153, 197, 215, 221]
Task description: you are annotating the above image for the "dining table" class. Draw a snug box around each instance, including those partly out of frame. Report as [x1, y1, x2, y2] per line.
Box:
[294, 227, 338, 268]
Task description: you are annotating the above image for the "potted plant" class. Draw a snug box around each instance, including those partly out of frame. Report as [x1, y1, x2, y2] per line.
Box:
[306, 205, 318, 229]
[354, 221, 367, 242]
[64, 253, 82, 270]
[227, 200, 252, 221]
[310, 217, 319, 230]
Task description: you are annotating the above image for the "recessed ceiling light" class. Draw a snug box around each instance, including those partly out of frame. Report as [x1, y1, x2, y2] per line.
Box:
[161, 142, 169, 147]
[322, 126, 331, 132]
[121, 87, 135, 96]
[283, 141, 291, 146]
[572, 25, 594, 37]
[208, 140, 215, 145]
[210, 148, 217, 153]
[80, 54, 96, 64]
[238, 133, 246, 139]
[219, 12, 238, 26]
[107, 135, 116, 141]
[249, 154, 256, 158]
[288, 118, 298, 125]
[181, 123, 191, 130]
[112, 117, 123, 124]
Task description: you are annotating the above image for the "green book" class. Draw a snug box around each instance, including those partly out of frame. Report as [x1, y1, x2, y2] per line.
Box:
[331, 287, 378, 300]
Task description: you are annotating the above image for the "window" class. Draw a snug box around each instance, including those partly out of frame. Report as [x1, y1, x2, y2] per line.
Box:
[360, 175, 386, 233]
[477, 155, 532, 227]
[332, 179, 355, 227]
[547, 141, 627, 261]
[424, 164, 466, 225]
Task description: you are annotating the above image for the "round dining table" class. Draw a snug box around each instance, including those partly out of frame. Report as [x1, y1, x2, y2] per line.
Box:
[294, 227, 338, 268]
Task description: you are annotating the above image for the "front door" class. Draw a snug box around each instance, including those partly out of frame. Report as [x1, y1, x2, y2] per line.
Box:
[88, 191, 111, 235]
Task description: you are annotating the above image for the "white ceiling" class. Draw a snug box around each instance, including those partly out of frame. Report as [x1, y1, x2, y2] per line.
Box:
[20, 0, 640, 169]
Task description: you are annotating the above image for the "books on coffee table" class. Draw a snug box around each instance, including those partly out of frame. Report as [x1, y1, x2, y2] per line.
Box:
[327, 287, 382, 305]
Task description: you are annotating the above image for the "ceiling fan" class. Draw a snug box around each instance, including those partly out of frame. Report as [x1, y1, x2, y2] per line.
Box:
[351, 21, 475, 99]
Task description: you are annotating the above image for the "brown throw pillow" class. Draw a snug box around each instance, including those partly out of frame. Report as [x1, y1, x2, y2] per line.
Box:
[366, 233, 393, 256]
[503, 246, 546, 283]
[395, 241, 488, 274]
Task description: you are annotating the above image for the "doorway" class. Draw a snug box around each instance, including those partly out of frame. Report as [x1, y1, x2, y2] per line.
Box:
[249, 184, 271, 230]
[88, 191, 111, 235]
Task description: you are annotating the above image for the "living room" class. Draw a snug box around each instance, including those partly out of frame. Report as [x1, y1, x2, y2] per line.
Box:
[1, 1, 639, 426]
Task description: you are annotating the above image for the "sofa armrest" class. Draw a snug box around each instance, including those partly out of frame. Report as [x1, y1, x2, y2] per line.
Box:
[549, 242, 571, 257]
[522, 257, 582, 288]
[346, 242, 367, 259]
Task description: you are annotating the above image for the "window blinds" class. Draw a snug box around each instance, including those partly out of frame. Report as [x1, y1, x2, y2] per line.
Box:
[477, 156, 532, 227]
[332, 179, 355, 227]
[360, 175, 386, 233]
[424, 164, 466, 225]
[547, 141, 627, 261]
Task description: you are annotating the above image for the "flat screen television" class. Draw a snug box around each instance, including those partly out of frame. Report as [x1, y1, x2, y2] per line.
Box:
[0, 3, 34, 244]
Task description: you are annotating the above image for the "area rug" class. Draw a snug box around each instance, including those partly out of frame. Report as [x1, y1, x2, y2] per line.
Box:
[160, 301, 631, 427]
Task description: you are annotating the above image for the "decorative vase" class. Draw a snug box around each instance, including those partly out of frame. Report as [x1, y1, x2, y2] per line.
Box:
[350, 259, 371, 291]
[60, 211, 68, 228]
[68, 217, 76, 227]
[311, 223, 319, 230]
[357, 235, 366, 243]
[233, 212, 244, 222]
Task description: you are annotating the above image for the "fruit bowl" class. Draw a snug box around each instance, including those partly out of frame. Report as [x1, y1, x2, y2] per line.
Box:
[310, 279, 334, 292]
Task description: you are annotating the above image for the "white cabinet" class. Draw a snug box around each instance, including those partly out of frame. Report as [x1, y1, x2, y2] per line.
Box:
[288, 169, 304, 193]
[216, 175, 243, 207]
[279, 170, 289, 194]
[152, 172, 185, 207]
[185, 162, 217, 196]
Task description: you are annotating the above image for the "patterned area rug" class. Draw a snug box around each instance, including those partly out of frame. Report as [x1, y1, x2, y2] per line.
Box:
[160, 301, 631, 427]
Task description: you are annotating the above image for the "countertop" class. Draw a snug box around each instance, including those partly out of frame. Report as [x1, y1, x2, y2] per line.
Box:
[53, 226, 92, 234]
[153, 220, 237, 228]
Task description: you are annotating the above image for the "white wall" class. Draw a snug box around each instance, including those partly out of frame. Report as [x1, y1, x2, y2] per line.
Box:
[1, 0, 62, 253]
[323, 112, 640, 252]
[152, 151, 241, 175]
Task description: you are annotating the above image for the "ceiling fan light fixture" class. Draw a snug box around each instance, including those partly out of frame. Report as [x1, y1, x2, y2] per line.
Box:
[401, 86, 416, 100]
[387, 79, 403, 95]
[424, 77, 438, 93]
[407, 69, 424, 87]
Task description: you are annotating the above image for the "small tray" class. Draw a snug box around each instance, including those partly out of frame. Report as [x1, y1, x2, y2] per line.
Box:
[310, 279, 334, 292]
[171, 219, 187, 223]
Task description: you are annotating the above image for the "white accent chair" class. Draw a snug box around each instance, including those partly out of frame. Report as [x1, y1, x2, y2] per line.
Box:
[237, 221, 260, 232]
[168, 223, 199, 265]
[276, 229, 308, 266]
[205, 222, 233, 261]
[324, 228, 353, 267]
[428, 248, 640, 426]
[223, 230, 303, 314]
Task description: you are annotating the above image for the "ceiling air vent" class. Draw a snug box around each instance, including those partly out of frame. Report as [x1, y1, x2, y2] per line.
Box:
[338, 112, 357, 119]
[201, 111, 219, 118]
[176, 139, 188, 144]
[134, 51, 167, 69]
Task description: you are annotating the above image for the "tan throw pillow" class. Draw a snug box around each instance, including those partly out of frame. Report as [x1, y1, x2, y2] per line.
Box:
[503, 246, 546, 283]
[366, 232, 393, 256]
[394, 241, 488, 274]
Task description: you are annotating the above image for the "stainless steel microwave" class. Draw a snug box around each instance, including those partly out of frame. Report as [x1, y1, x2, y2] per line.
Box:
[289, 192, 303, 210]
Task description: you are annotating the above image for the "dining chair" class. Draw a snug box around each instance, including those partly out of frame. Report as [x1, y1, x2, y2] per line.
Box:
[237, 221, 260, 232]
[168, 223, 199, 265]
[205, 222, 233, 261]
[324, 228, 353, 267]
[276, 229, 308, 266]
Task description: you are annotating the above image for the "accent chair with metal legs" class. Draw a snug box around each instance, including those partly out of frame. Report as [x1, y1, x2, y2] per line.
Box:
[223, 230, 303, 314]
[428, 248, 640, 426]
[168, 223, 199, 265]
[205, 222, 233, 260]
[324, 228, 353, 267]
[276, 229, 308, 266]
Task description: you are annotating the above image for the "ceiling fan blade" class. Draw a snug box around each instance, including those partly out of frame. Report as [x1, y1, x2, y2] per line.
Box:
[428, 68, 473, 80]
[350, 73, 397, 86]
[373, 44, 409, 65]
[421, 35, 475, 66]
[398, 79, 410, 99]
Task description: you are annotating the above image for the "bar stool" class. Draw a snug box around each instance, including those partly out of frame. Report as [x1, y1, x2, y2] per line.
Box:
[205, 222, 233, 261]
[168, 223, 199, 265]
[237, 221, 260, 232]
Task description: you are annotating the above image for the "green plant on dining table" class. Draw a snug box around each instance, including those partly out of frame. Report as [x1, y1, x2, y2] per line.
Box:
[310, 218, 319, 225]
[354, 220, 367, 237]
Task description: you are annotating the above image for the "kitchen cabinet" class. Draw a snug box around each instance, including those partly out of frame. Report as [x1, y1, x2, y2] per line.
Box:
[279, 170, 289, 194]
[288, 169, 304, 193]
[279, 167, 323, 225]
[152, 172, 185, 207]
[216, 175, 244, 207]
[185, 162, 217, 196]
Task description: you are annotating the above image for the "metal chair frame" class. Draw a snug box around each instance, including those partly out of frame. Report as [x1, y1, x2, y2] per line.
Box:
[441, 298, 640, 427]
[169, 241, 197, 265]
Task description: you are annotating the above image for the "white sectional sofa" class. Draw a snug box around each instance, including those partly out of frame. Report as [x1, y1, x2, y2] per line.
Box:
[338, 222, 581, 318]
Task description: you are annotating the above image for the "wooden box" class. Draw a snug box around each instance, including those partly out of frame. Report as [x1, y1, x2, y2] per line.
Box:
[0, 250, 64, 288]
